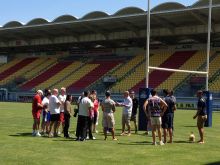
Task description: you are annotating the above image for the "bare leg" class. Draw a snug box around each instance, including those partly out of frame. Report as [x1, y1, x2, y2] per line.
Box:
[168, 128, 173, 143]
[152, 125, 157, 144]
[163, 128, 167, 143]
[157, 125, 162, 142]
[103, 127, 107, 140]
[198, 127, 204, 143]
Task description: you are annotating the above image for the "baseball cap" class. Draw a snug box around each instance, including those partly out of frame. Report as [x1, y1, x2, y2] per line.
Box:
[37, 90, 43, 95]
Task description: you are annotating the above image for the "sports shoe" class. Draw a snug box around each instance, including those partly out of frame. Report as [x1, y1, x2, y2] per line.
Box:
[32, 131, 36, 137]
[120, 132, 125, 136]
[35, 132, 41, 137]
[113, 138, 118, 141]
[159, 141, 165, 145]
[127, 133, 131, 136]
[152, 142, 157, 146]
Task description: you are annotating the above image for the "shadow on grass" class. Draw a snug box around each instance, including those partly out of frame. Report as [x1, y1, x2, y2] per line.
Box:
[173, 140, 189, 144]
[9, 132, 32, 137]
[118, 141, 152, 146]
[183, 125, 197, 128]
[204, 162, 220, 165]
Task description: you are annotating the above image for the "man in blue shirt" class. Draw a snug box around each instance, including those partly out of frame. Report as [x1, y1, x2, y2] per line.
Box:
[193, 90, 207, 144]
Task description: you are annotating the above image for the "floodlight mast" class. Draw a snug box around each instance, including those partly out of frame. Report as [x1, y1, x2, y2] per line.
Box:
[145, 0, 150, 88]
[206, 0, 212, 91]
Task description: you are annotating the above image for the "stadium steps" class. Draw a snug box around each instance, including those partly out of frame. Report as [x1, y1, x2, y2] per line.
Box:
[110, 51, 173, 93]
[131, 51, 196, 92]
[24, 57, 57, 79]
[36, 61, 82, 90]
[52, 63, 100, 91]
[174, 50, 216, 94]
[67, 60, 121, 93]
[0, 58, 38, 85]
[19, 61, 73, 91]
[157, 50, 207, 91]
[0, 58, 22, 74]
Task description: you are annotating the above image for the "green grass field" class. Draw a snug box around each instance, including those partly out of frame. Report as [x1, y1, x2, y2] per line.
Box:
[0, 102, 220, 165]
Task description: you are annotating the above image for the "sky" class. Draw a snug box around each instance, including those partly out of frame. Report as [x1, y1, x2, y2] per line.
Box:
[0, 0, 199, 26]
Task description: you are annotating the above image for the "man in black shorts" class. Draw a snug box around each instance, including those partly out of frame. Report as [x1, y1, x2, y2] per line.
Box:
[162, 89, 176, 143]
[193, 90, 207, 144]
[130, 91, 139, 134]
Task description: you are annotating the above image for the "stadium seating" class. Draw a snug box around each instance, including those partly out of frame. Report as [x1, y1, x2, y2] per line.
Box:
[0, 57, 38, 85]
[131, 51, 196, 92]
[67, 60, 121, 92]
[51, 63, 100, 90]
[24, 57, 57, 79]
[0, 58, 22, 74]
[111, 50, 173, 93]
[157, 50, 207, 90]
[36, 61, 82, 90]
[20, 61, 73, 91]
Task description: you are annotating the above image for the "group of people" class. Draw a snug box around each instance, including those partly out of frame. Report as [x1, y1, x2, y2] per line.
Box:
[31, 87, 207, 145]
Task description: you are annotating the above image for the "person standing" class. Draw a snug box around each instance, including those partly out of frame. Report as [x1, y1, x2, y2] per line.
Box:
[32, 90, 43, 137]
[129, 91, 139, 134]
[41, 89, 51, 134]
[75, 91, 94, 141]
[116, 91, 133, 136]
[58, 87, 66, 135]
[101, 91, 117, 140]
[162, 89, 176, 143]
[193, 90, 207, 144]
[144, 89, 167, 145]
[91, 90, 100, 134]
[64, 94, 73, 138]
[48, 89, 61, 138]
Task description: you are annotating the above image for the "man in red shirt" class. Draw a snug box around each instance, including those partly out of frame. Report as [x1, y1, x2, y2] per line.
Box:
[32, 90, 43, 137]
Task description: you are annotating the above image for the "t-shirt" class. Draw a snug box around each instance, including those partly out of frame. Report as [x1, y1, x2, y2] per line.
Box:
[32, 94, 42, 112]
[42, 97, 49, 110]
[78, 97, 94, 117]
[148, 96, 162, 117]
[121, 96, 133, 115]
[49, 95, 60, 114]
[93, 99, 99, 112]
[58, 95, 66, 112]
[197, 97, 206, 116]
[132, 98, 139, 116]
[164, 96, 175, 114]
[102, 98, 115, 113]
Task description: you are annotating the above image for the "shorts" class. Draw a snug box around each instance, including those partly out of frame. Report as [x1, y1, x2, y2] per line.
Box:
[122, 113, 131, 126]
[50, 114, 60, 122]
[102, 112, 115, 129]
[93, 111, 99, 125]
[150, 116, 162, 126]
[46, 111, 51, 122]
[162, 113, 174, 129]
[32, 110, 41, 119]
[59, 112, 65, 123]
[197, 115, 207, 128]
[130, 115, 136, 122]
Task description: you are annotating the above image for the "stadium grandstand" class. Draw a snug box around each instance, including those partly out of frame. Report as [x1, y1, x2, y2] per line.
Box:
[0, 0, 220, 109]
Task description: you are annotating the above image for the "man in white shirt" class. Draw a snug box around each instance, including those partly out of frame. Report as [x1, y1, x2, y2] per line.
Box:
[58, 87, 66, 135]
[75, 91, 94, 141]
[48, 88, 61, 137]
[116, 91, 133, 136]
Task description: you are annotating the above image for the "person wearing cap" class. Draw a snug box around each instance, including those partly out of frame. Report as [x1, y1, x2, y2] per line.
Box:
[130, 91, 139, 134]
[32, 90, 44, 137]
[116, 91, 133, 136]
[101, 91, 117, 140]
[193, 90, 207, 144]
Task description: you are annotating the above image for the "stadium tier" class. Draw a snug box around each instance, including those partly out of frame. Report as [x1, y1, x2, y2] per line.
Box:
[20, 61, 73, 91]
[24, 58, 57, 79]
[0, 58, 38, 85]
[157, 50, 208, 90]
[36, 61, 82, 90]
[67, 60, 121, 92]
[110, 50, 173, 93]
[209, 52, 220, 92]
[0, 58, 23, 74]
[51, 63, 99, 90]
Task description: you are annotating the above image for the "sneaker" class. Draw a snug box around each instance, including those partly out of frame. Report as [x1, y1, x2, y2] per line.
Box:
[32, 131, 36, 137]
[95, 130, 99, 133]
[35, 132, 41, 137]
[120, 132, 125, 136]
[86, 136, 89, 140]
[127, 133, 131, 136]
[92, 136, 96, 140]
[113, 138, 118, 141]
[159, 141, 165, 145]
[152, 142, 157, 146]
[58, 131, 61, 135]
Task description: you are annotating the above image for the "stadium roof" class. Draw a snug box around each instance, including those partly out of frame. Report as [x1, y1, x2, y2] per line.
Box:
[0, 0, 220, 51]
